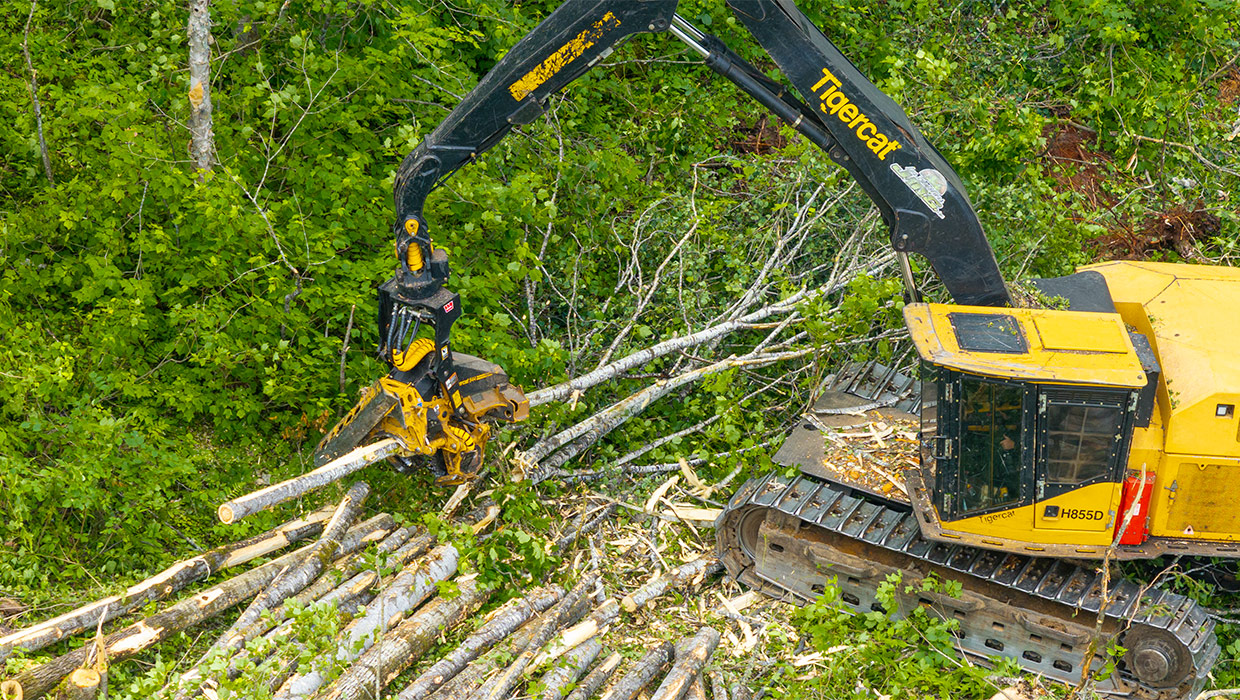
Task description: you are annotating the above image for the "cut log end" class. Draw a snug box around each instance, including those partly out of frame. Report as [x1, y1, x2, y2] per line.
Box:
[65, 668, 101, 700]
[217, 504, 236, 525]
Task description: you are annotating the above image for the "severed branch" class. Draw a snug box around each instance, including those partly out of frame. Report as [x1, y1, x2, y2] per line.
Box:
[522, 349, 812, 484]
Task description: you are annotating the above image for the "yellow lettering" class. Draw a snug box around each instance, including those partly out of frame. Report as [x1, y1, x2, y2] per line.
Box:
[825, 91, 848, 114]
[811, 68, 840, 92]
[812, 65, 904, 162]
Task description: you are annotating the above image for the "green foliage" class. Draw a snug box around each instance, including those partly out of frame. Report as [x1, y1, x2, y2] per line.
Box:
[782, 573, 1021, 698]
[1, 0, 1236, 624]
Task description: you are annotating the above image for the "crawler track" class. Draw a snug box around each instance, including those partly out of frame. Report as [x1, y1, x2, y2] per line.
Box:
[717, 473, 1219, 698]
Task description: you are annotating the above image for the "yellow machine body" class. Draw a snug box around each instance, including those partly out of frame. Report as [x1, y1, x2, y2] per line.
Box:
[905, 262, 1240, 557]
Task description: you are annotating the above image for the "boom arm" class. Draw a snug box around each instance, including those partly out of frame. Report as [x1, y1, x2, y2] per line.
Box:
[380, 0, 1011, 397]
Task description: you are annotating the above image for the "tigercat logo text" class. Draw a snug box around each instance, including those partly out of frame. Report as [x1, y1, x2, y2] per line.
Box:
[811, 68, 903, 161]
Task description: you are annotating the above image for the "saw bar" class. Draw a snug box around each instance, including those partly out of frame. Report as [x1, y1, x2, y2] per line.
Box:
[717, 472, 1219, 698]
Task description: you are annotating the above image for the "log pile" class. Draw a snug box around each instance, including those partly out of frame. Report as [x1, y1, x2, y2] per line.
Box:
[1, 467, 741, 700]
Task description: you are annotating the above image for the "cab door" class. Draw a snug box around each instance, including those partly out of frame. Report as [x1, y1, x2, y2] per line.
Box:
[1033, 388, 1132, 532]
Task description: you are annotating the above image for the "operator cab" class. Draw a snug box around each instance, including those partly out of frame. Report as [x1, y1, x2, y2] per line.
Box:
[905, 297, 1156, 554]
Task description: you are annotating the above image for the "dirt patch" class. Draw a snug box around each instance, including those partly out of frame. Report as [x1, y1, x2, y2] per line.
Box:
[1219, 69, 1240, 105]
[1096, 204, 1221, 260]
[729, 115, 787, 155]
[1042, 121, 1116, 209]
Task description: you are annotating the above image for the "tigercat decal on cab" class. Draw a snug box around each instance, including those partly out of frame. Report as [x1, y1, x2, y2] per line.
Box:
[811, 67, 903, 160]
[508, 13, 620, 101]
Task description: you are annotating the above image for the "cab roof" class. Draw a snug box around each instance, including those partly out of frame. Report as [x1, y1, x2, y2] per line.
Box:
[904, 302, 1147, 388]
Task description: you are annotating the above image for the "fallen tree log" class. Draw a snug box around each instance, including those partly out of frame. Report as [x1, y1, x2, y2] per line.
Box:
[474, 573, 599, 700]
[565, 651, 622, 700]
[649, 628, 721, 700]
[273, 543, 460, 699]
[622, 557, 721, 613]
[685, 675, 708, 700]
[223, 525, 427, 654]
[217, 440, 402, 524]
[8, 514, 393, 700]
[0, 506, 335, 654]
[537, 638, 602, 700]
[396, 585, 564, 700]
[207, 481, 370, 657]
[598, 641, 674, 700]
[317, 577, 493, 700]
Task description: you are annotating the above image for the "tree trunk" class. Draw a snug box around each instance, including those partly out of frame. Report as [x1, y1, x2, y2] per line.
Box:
[317, 578, 492, 700]
[396, 585, 564, 700]
[9, 515, 392, 700]
[597, 641, 674, 700]
[473, 573, 598, 700]
[564, 651, 622, 700]
[0, 507, 334, 654]
[273, 543, 459, 699]
[536, 638, 601, 700]
[218, 440, 401, 524]
[186, 0, 214, 173]
[648, 629, 721, 700]
[20, 0, 53, 183]
[208, 482, 369, 656]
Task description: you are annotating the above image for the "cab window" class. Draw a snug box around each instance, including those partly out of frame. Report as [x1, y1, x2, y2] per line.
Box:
[1044, 402, 1122, 484]
[958, 376, 1023, 514]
